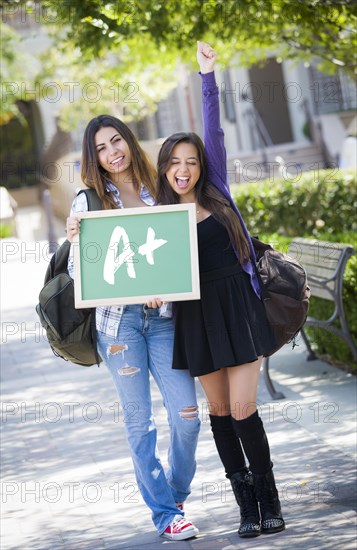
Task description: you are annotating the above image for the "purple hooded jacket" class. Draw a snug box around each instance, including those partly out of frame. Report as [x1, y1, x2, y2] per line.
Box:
[200, 70, 261, 298]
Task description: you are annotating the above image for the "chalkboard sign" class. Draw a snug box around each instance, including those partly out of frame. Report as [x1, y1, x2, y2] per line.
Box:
[73, 203, 200, 307]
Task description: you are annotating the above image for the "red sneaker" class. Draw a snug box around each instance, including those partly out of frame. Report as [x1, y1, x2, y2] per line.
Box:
[161, 514, 199, 541]
[176, 502, 184, 511]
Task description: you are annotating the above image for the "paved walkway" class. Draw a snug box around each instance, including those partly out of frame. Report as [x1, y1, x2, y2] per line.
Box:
[1, 208, 356, 549]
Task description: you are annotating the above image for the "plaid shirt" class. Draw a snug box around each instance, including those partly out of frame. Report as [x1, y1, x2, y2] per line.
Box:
[67, 181, 171, 338]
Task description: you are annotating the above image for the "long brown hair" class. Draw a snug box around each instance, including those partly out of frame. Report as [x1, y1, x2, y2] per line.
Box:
[157, 132, 251, 264]
[81, 115, 157, 209]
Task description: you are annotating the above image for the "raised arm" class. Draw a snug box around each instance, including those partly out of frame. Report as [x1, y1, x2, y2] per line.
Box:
[197, 41, 229, 193]
[197, 42, 259, 276]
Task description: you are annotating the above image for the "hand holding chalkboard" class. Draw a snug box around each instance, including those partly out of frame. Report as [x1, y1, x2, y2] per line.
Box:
[66, 216, 80, 242]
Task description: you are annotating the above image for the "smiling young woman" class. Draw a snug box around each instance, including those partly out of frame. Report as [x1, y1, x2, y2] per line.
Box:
[155, 41, 285, 540]
[165, 142, 201, 197]
[80, 114, 157, 211]
[64, 112, 201, 541]
[94, 127, 132, 180]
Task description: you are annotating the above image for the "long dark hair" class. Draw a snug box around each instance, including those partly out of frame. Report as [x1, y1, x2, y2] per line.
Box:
[157, 132, 250, 263]
[81, 114, 157, 209]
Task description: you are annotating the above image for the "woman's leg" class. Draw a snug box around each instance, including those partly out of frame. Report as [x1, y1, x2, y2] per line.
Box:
[96, 306, 181, 535]
[228, 359, 285, 534]
[227, 359, 271, 474]
[199, 369, 246, 475]
[145, 308, 200, 505]
[199, 368, 260, 538]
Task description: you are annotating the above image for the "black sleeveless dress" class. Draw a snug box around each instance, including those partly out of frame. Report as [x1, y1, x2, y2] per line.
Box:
[172, 216, 276, 376]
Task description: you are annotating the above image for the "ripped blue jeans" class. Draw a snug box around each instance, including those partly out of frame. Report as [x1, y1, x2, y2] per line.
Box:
[96, 304, 200, 534]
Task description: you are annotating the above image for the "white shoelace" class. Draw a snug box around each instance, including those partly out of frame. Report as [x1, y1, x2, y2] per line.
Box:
[170, 516, 190, 532]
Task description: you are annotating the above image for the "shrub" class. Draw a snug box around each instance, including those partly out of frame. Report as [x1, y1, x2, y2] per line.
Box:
[0, 223, 14, 238]
[232, 169, 357, 369]
[231, 169, 356, 237]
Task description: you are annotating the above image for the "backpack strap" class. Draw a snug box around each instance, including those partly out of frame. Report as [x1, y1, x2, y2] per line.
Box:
[90, 312, 101, 366]
[77, 187, 102, 366]
[44, 239, 71, 283]
[46, 191, 100, 282]
[78, 188, 102, 211]
[52, 239, 71, 276]
[251, 236, 273, 261]
[251, 237, 273, 302]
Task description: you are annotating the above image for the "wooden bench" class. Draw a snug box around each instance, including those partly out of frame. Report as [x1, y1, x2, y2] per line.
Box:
[263, 237, 356, 400]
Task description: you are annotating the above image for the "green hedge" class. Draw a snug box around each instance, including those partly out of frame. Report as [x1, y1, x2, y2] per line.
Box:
[231, 169, 356, 237]
[0, 224, 14, 238]
[231, 169, 357, 369]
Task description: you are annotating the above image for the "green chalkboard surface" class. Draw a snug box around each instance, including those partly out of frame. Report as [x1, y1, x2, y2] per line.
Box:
[73, 203, 200, 307]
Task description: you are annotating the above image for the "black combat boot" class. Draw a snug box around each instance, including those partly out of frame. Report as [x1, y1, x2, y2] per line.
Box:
[253, 466, 285, 534]
[230, 468, 261, 538]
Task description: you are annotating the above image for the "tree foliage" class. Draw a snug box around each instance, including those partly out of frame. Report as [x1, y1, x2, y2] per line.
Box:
[1, 0, 356, 125]
[0, 23, 38, 124]
[1, 5, 180, 128]
[9, 0, 356, 75]
[36, 37, 180, 131]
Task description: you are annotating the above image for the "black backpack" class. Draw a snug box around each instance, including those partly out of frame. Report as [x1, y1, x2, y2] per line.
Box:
[36, 189, 102, 366]
[252, 237, 310, 356]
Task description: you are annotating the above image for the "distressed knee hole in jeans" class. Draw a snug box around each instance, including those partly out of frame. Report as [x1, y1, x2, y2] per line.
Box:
[179, 405, 199, 420]
[107, 343, 128, 358]
[151, 468, 161, 480]
[119, 364, 140, 376]
[107, 344, 140, 375]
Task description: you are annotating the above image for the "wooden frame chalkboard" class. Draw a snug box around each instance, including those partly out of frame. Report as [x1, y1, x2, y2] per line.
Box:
[73, 203, 200, 307]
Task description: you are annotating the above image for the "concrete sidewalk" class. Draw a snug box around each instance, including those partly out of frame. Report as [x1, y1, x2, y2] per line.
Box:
[1, 225, 356, 549]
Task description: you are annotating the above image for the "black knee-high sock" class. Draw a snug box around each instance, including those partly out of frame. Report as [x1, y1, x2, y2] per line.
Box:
[209, 414, 246, 478]
[231, 411, 272, 475]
